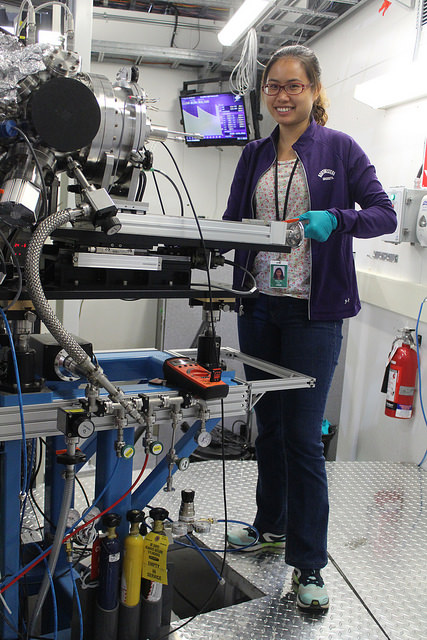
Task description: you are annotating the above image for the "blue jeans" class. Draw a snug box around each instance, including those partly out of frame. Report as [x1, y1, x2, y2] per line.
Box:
[238, 294, 342, 569]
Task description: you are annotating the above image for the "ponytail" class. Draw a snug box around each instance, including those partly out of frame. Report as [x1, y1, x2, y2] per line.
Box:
[312, 90, 328, 126]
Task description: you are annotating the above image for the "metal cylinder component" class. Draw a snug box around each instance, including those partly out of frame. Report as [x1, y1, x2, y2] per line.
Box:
[79, 74, 148, 181]
[119, 602, 141, 640]
[286, 221, 304, 247]
[98, 513, 121, 611]
[171, 521, 188, 536]
[94, 602, 119, 640]
[139, 583, 162, 640]
[43, 47, 81, 77]
[0, 144, 55, 226]
[178, 489, 195, 524]
[193, 519, 211, 534]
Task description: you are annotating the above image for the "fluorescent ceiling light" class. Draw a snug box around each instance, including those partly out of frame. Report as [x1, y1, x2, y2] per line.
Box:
[354, 63, 427, 109]
[218, 0, 272, 47]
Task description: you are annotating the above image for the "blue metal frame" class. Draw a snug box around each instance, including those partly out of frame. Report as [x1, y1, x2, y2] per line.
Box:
[0, 441, 22, 640]
[0, 350, 226, 636]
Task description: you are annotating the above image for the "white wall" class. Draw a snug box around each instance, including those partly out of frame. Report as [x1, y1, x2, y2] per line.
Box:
[307, 2, 427, 464]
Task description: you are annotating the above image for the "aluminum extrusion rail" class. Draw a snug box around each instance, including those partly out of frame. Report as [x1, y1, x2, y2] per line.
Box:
[0, 349, 315, 441]
[115, 212, 301, 252]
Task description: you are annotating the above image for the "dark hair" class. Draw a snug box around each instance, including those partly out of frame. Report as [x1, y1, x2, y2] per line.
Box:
[262, 45, 328, 126]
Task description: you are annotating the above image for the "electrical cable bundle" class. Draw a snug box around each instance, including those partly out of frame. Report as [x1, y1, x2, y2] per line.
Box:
[229, 28, 259, 97]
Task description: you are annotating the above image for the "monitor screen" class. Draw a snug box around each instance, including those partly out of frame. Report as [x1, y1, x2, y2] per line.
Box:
[179, 92, 250, 147]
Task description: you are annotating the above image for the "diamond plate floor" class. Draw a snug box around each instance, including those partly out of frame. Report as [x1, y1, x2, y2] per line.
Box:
[147, 460, 427, 640]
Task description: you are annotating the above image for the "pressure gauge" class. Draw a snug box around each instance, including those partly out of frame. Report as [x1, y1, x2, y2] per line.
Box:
[77, 418, 95, 439]
[149, 441, 164, 456]
[120, 444, 135, 459]
[196, 430, 212, 448]
[177, 457, 190, 471]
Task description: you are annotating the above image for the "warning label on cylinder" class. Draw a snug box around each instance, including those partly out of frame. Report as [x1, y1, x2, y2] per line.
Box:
[142, 533, 169, 585]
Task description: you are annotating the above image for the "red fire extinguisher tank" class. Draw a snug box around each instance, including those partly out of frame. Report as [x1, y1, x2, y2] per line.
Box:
[385, 329, 418, 419]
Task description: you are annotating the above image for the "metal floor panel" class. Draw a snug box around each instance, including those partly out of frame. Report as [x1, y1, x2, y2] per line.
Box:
[25, 459, 426, 638]
[148, 460, 427, 640]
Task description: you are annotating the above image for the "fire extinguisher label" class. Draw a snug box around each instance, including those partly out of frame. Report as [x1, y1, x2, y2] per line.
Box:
[386, 368, 399, 400]
[398, 385, 415, 396]
[395, 404, 413, 418]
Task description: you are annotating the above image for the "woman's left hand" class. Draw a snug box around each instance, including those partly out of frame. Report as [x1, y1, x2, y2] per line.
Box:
[298, 210, 337, 242]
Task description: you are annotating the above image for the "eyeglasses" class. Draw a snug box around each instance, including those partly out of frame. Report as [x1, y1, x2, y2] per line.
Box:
[262, 82, 312, 96]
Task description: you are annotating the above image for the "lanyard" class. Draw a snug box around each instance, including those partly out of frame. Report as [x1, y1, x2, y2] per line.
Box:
[274, 157, 299, 221]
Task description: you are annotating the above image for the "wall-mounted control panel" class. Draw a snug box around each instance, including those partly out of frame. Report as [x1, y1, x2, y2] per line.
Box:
[383, 187, 427, 244]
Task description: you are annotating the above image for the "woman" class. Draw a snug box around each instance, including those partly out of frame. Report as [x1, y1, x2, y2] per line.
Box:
[223, 45, 396, 611]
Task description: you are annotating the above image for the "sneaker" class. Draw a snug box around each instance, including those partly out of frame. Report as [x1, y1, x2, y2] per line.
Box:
[227, 526, 286, 552]
[292, 568, 329, 610]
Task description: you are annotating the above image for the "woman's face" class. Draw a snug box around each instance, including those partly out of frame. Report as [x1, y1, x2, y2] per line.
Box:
[264, 57, 319, 133]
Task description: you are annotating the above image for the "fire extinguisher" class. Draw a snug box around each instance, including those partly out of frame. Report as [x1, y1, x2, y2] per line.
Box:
[383, 328, 418, 419]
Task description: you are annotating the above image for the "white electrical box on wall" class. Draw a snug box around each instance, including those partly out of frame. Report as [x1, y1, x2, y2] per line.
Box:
[416, 194, 427, 247]
[382, 187, 427, 244]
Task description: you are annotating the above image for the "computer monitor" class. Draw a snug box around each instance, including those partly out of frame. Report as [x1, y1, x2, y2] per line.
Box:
[179, 92, 250, 147]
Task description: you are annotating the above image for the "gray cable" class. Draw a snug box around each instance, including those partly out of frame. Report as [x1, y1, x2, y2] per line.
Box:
[29, 466, 74, 636]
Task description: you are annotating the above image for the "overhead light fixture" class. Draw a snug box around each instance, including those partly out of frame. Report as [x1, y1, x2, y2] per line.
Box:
[218, 0, 272, 47]
[354, 61, 427, 109]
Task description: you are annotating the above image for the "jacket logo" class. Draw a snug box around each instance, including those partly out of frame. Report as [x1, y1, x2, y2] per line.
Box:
[318, 168, 335, 181]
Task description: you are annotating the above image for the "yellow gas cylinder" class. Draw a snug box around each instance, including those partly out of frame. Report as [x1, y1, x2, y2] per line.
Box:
[120, 509, 145, 607]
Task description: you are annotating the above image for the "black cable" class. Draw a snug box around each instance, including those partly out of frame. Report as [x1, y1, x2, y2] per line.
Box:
[191, 255, 258, 297]
[152, 171, 166, 216]
[327, 553, 392, 639]
[172, 585, 200, 613]
[0, 607, 26, 639]
[29, 438, 55, 530]
[75, 473, 91, 509]
[0, 227, 23, 311]
[136, 170, 148, 201]
[0, 245, 7, 275]
[220, 398, 229, 557]
[151, 169, 184, 217]
[168, 3, 179, 47]
[153, 400, 228, 640]
[12, 126, 48, 221]
[29, 439, 43, 489]
[25, 493, 43, 541]
[159, 142, 217, 363]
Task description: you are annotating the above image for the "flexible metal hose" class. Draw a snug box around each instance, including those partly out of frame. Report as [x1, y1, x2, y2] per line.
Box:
[25, 208, 90, 364]
[25, 208, 146, 425]
[29, 465, 75, 636]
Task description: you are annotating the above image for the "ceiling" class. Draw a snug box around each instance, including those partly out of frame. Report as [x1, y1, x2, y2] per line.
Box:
[1, 1, 369, 71]
[91, 0, 369, 70]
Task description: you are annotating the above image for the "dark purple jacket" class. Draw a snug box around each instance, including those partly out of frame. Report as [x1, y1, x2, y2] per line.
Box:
[223, 120, 397, 320]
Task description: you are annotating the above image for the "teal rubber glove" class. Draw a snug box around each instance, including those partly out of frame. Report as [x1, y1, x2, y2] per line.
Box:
[298, 210, 337, 242]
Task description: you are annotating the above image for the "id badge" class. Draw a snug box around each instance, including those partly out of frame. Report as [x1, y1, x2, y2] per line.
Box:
[270, 261, 288, 288]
